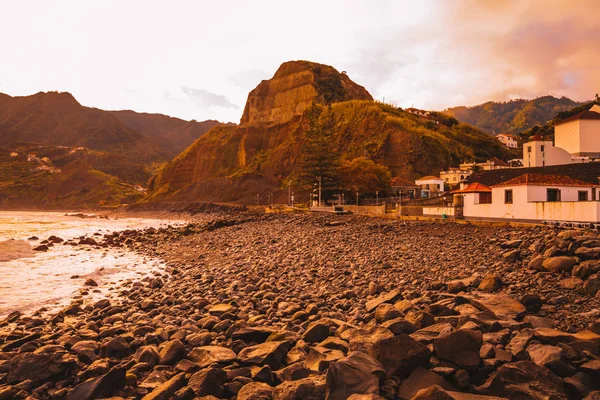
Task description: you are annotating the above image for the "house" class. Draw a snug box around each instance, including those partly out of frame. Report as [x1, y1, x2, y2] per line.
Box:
[523, 137, 574, 167]
[497, 133, 518, 149]
[457, 173, 600, 223]
[440, 168, 473, 186]
[554, 104, 600, 157]
[415, 176, 444, 198]
[460, 158, 509, 171]
[391, 177, 420, 198]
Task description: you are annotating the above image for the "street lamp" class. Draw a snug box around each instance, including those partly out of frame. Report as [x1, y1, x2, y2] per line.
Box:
[356, 192, 359, 214]
[376, 190, 379, 206]
[318, 176, 322, 207]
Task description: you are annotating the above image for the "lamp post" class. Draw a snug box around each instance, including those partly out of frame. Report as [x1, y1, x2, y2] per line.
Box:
[318, 176, 322, 207]
[356, 192, 359, 214]
[376, 190, 379, 206]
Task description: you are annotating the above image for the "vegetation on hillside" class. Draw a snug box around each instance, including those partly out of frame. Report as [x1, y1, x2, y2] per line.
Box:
[148, 100, 509, 203]
[444, 96, 586, 134]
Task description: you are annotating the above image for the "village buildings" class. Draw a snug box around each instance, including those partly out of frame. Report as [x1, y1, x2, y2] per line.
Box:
[497, 133, 518, 149]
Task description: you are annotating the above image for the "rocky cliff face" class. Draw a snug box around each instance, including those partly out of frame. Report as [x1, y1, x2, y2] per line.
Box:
[240, 60, 372, 125]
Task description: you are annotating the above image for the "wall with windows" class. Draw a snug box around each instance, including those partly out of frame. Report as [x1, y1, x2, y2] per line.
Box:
[461, 185, 600, 222]
[523, 140, 573, 167]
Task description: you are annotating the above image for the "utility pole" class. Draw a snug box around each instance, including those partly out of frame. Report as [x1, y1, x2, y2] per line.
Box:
[356, 192, 359, 214]
[288, 183, 291, 206]
[376, 190, 379, 206]
[318, 176, 322, 208]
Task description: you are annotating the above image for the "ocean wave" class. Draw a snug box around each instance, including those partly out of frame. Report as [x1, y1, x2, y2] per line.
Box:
[0, 239, 35, 262]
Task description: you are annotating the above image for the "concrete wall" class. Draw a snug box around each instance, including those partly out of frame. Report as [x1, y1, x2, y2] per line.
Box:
[423, 206, 457, 217]
[579, 120, 600, 155]
[523, 140, 572, 167]
[399, 206, 424, 216]
[462, 184, 600, 222]
[353, 205, 386, 215]
[555, 120, 581, 155]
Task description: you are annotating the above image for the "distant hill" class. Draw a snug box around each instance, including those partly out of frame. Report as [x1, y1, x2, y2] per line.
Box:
[110, 110, 232, 156]
[444, 96, 586, 135]
[147, 61, 509, 204]
[0, 91, 167, 183]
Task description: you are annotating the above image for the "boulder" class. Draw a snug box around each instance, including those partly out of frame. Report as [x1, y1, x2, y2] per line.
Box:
[188, 346, 236, 368]
[158, 339, 186, 365]
[325, 351, 385, 400]
[575, 247, 600, 261]
[66, 366, 125, 400]
[478, 275, 502, 292]
[188, 367, 227, 397]
[367, 334, 430, 379]
[365, 289, 402, 313]
[397, 368, 456, 399]
[476, 361, 566, 399]
[238, 341, 290, 369]
[375, 303, 403, 323]
[100, 336, 130, 358]
[381, 318, 417, 335]
[7, 351, 76, 384]
[303, 322, 330, 342]
[237, 382, 276, 400]
[411, 385, 454, 400]
[276, 375, 326, 400]
[434, 329, 482, 369]
[341, 326, 394, 352]
[542, 256, 577, 273]
[141, 373, 185, 400]
[306, 346, 345, 372]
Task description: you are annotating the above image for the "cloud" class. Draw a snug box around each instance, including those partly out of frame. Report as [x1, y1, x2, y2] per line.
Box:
[181, 87, 239, 109]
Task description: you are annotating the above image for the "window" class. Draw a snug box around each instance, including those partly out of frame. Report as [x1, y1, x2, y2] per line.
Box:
[578, 191, 589, 201]
[547, 188, 561, 202]
[505, 189, 513, 204]
[460, 175, 465, 180]
[541, 145, 545, 152]
[527, 146, 532, 153]
[479, 192, 492, 204]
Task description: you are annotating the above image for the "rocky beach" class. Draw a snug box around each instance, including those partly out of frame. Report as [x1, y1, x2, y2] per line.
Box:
[1, 210, 600, 399]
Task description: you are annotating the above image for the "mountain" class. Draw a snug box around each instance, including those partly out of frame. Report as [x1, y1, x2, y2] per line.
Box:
[0, 91, 168, 183]
[110, 110, 232, 156]
[147, 61, 509, 204]
[444, 96, 586, 135]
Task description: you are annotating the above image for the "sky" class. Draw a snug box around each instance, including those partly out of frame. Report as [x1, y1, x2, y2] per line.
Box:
[1, 0, 598, 123]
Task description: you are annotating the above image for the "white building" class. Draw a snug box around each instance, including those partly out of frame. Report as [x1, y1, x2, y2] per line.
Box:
[439, 168, 472, 185]
[457, 173, 600, 223]
[497, 133, 518, 149]
[460, 158, 509, 171]
[415, 176, 444, 198]
[555, 104, 600, 157]
[523, 139, 574, 168]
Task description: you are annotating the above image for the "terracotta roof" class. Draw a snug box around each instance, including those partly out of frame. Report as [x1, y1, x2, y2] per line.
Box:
[493, 173, 597, 188]
[451, 182, 492, 194]
[555, 110, 600, 126]
[390, 177, 418, 187]
[416, 175, 443, 181]
[489, 157, 509, 167]
[465, 162, 600, 186]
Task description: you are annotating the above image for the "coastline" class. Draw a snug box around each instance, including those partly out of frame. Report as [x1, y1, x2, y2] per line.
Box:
[1, 211, 600, 399]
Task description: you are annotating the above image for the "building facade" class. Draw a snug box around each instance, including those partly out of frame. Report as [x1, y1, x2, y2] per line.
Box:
[415, 176, 444, 198]
[497, 133, 518, 149]
[554, 104, 600, 157]
[440, 169, 473, 185]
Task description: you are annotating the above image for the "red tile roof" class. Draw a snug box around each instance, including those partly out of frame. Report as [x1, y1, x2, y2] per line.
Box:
[451, 182, 492, 193]
[493, 173, 597, 188]
[390, 177, 418, 187]
[555, 110, 600, 126]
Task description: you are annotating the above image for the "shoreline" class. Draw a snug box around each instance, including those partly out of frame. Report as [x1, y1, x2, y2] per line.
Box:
[1, 211, 600, 399]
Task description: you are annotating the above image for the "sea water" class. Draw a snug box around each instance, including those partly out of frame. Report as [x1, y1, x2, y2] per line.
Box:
[0, 211, 179, 318]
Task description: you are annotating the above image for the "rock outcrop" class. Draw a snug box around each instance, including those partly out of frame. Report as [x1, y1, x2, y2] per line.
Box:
[240, 60, 372, 126]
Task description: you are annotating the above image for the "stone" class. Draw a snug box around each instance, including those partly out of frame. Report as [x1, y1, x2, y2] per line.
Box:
[33, 245, 49, 251]
[341, 325, 394, 352]
[238, 341, 290, 369]
[542, 256, 577, 273]
[434, 329, 482, 369]
[367, 334, 430, 379]
[276, 375, 326, 400]
[405, 310, 435, 329]
[84, 278, 98, 286]
[381, 317, 417, 335]
[397, 368, 456, 399]
[365, 289, 402, 312]
[141, 373, 185, 400]
[375, 303, 403, 323]
[66, 366, 125, 400]
[135, 345, 160, 367]
[188, 367, 227, 397]
[303, 322, 330, 342]
[559, 277, 583, 290]
[188, 346, 236, 368]
[411, 385, 454, 400]
[237, 382, 276, 400]
[100, 336, 130, 358]
[528, 254, 544, 271]
[232, 327, 276, 344]
[579, 275, 600, 296]
[158, 339, 186, 365]
[520, 294, 542, 313]
[306, 347, 345, 372]
[463, 292, 526, 321]
[325, 351, 385, 400]
[476, 361, 566, 399]
[7, 351, 76, 384]
[506, 329, 534, 358]
[478, 275, 502, 292]
[575, 247, 600, 260]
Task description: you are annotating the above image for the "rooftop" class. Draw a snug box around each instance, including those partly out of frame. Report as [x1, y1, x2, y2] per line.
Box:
[465, 162, 600, 187]
[493, 173, 597, 188]
[390, 177, 418, 187]
[416, 175, 443, 182]
[555, 110, 600, 126]
[452, 182, 492, 194]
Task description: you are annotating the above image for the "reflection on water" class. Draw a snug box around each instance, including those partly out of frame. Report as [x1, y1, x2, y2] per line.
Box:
[0, 211, 179, 317]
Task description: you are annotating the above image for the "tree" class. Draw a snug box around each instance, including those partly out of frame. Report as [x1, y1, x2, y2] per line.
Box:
[338, 157, 391, 195]
[295, 104, 341, 198]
